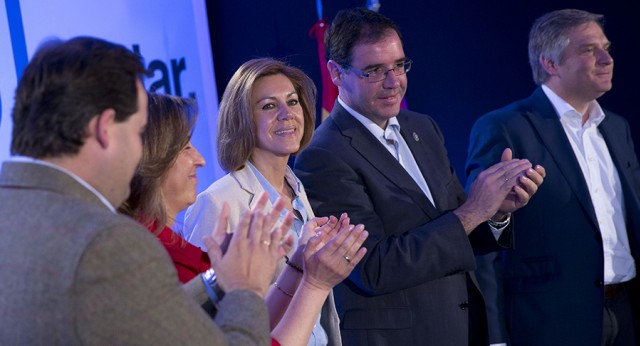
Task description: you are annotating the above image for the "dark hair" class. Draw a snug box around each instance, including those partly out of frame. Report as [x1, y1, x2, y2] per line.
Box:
[119, 93, 196, 229]
[325, 7, 402, 67]
[11, 36, 147, 157]
[529, 9, 604, 85]
[217, 58, 317, 172]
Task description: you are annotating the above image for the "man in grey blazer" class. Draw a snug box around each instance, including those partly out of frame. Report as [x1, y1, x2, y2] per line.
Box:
[0, 36, 286, 345]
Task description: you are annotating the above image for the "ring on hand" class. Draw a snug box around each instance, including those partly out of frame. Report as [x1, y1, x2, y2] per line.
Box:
[262, 240, 271, 246]
[344, 256, 351, 263]
[503, 175, 509, 183]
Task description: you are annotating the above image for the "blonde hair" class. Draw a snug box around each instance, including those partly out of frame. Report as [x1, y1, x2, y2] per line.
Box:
[119, 93, 196, 232]
[217, 58, 317, 172]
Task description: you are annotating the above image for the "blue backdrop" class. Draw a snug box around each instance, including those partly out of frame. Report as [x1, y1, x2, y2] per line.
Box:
[206, 0, 640, 186]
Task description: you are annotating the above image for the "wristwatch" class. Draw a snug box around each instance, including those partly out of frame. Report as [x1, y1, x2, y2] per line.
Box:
[201, 268, 225, 306]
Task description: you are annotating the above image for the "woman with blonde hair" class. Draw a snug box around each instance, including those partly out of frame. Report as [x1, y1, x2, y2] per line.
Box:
[184, 58, 360, 345]
[125, 92, 367, 346]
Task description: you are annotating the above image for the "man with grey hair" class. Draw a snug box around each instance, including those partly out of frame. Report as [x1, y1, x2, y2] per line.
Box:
[466, 8, 640, 346]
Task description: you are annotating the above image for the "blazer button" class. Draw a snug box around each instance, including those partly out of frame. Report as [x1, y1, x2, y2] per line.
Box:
[459, 301, 469, 310]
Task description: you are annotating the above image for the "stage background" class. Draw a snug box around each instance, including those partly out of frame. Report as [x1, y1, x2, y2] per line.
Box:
[1, 0, 221, 229]
[207, 0, 639, 186]
[2, 1, 638, 204]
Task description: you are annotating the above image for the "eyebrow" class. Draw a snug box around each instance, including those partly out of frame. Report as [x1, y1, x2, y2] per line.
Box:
[576, 40, 611, 50]
[256, 91, 298, 104]
[360, 58, 407, 71]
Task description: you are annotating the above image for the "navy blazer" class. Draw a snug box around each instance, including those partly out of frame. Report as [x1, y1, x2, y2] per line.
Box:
[466, 87, 640, 345]
[295, 102, 508, 346]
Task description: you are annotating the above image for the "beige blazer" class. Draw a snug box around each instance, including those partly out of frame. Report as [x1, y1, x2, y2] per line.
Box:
[184, 163, 342, 346]
[0, 161, 270, 345]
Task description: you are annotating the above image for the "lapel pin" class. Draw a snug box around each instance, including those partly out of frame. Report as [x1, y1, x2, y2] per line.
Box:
[412, 132, 419, 142]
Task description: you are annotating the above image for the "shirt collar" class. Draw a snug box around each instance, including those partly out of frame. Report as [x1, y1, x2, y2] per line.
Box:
[245, 161, 307, 223]
[541, 84, 606, 127]
[338, 96, 401, 137]
[8, 156, 116, 213]
[246, 161, 301, 198]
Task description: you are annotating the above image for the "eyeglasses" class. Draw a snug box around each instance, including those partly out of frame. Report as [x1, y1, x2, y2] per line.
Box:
[345, 59, 413, 83]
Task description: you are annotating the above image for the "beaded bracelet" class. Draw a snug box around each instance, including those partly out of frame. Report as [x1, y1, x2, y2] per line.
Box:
[284, 255, 304, 273]
[273, 282, 294, 297]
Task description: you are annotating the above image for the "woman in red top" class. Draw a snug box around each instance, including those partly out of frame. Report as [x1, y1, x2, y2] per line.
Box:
[119, 94, 208, 283]
[120, 93, 368, 346]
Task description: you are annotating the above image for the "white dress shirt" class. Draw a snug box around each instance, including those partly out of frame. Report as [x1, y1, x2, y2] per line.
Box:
[542, 84, 635, 284]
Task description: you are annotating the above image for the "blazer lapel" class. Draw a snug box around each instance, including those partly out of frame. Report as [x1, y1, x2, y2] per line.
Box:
[231, 164, 266, 209]
[599, 115, 636, 198]
[524, 88, 599, 229]
[398, 113, 447, 214]
[331, 104, 439, 219]
[599, 116, 640, 242]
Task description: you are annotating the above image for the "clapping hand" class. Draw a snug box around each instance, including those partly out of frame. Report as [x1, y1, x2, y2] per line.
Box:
[203, 192, 295, 298]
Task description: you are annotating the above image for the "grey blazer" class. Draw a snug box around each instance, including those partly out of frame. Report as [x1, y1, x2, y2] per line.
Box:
[184, 163, 343, 346]
[0, 161, 270, 345]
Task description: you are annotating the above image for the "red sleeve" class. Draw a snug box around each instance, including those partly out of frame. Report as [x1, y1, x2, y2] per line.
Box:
[174, 263, 200, 283]
[271, 338, 281, 346]
[148, 224, 211, 283]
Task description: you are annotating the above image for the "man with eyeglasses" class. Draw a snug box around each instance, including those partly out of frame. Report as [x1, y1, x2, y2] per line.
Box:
[295, 7, 545, 346]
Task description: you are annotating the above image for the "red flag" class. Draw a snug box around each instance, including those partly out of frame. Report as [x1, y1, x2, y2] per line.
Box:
[309, 18, 338, 122]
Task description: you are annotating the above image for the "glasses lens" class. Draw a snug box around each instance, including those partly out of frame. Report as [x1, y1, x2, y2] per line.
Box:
[370, 73, 385, 82]
[403, 60, 412, 74]
[364, 60, 412, 82]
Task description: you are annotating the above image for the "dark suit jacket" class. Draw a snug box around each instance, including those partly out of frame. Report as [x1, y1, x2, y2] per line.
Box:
[466, 87, 640, 346]
[295, 102, 508, 346]
[0, 161, 271, 345]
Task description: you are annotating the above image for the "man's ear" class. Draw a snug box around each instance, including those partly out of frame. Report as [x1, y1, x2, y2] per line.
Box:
[93, 109, 117, 149]
[540, 55, 558, 77]
[327, 60, 344, 87]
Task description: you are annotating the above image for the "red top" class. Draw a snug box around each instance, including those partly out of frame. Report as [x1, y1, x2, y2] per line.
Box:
[147, 223, 211, 283]
[148, 223, 282, 346]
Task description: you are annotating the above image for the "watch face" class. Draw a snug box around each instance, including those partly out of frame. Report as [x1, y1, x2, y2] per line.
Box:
[204, 268, 216, 281]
